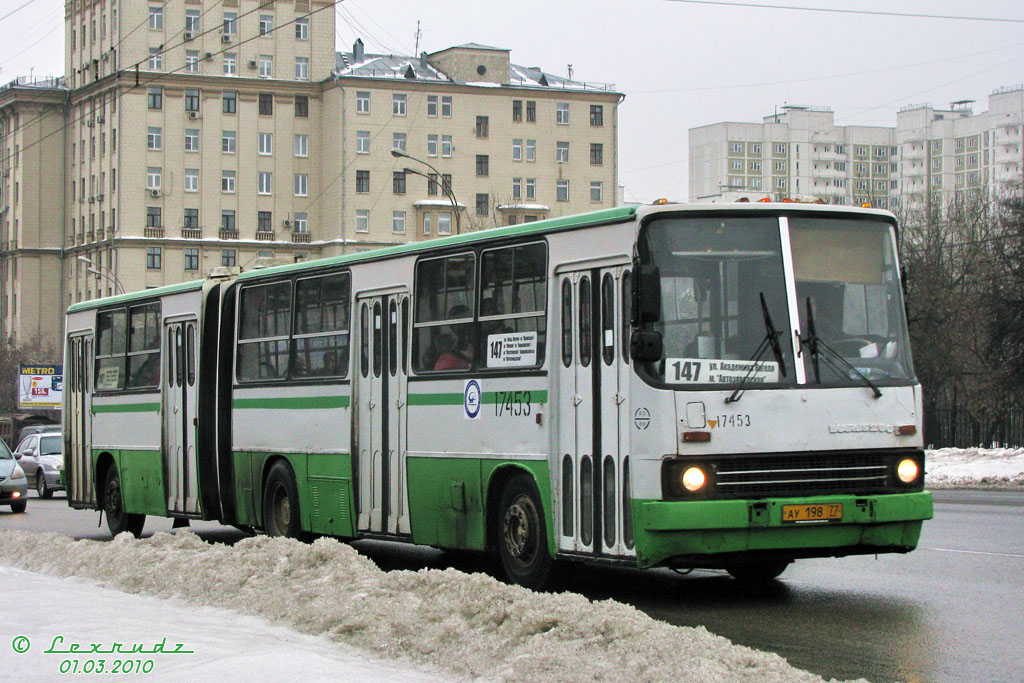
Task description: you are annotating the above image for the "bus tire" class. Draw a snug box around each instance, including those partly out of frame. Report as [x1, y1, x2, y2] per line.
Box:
[726, 558, 790, 582]
[102, 465, 145, 537]
[497, 473, 552, 589]
[262, 461, 305, 540]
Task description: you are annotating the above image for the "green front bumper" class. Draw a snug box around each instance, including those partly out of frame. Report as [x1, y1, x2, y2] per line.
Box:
[632, 491, 933, 568]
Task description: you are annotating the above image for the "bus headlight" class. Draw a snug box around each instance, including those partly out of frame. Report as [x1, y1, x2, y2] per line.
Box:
[896, 458, 919, 484]
[682, 466, 707, 492]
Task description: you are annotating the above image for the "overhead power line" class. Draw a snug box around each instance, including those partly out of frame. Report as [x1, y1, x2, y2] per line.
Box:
[0, 0, 38, 25]
[661, 0, 1024, 24]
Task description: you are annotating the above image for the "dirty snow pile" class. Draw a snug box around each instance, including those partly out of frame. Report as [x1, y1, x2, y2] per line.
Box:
[925, 447, 1024, 488]
[0, 530, 828, 682]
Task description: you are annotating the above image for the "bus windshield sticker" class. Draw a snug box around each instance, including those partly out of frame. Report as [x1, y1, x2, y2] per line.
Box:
[666, 358, 779, 385]
[486, 331, 537, 368]
[96, 366, 122, 391]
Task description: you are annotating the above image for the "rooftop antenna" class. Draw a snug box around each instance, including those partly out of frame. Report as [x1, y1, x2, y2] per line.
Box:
[567, 63, 573, 80]
[414, 20, 421, 55]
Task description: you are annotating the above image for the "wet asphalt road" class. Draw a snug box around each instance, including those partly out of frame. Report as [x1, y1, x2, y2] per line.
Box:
[1, 489, 1021, 682]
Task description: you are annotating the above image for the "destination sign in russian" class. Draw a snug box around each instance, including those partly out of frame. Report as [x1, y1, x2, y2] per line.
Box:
[665, 358, 779, 384]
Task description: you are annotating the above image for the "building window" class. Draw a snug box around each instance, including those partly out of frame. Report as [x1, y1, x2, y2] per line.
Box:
[476, 155, 489, 177]
[146, 247, 162, 269]
[590, 181, 603, 202]
[441, 95, 452, 118]
[221, 170, 235, 193]
[393, 93, 407, 116]
[184, 248, 199, 270]
[148, 6, 163, 30]
[294, 212, 308, 233]
[834, 161, 846, 171]
[441, 135, 452, 157]
[258, 211, 272, 232]
[294, 134, 308, 157]
[148, 47, 163, 69]
[427, 95, 438, 117]
[750, 177, 762, 189]
[222, 130, 236, 153]
[590, 105, 603, 126]
[775, 160, 787, 172]
[557, 179, 569, 202]
[295, 57, 309, 80]
[427, 134, 438, 157]
[776, 177, 786, 189]
[393, 132, 406, 152]
[422, 213, 431, 235]
[355, 209, 369, 233]
[475, 193, 488, 217]
[259, 55, 273, 78]
[356, 91, 369, 113]
[356, 170, 369, 193]
[146, 167, 161, 190]
[393, 211, 407, 233]
[258, 93, 273, 116]
[356, 131, 369, 154]
[146, 206, 161, 227]
[749, 160, 761, 172]
[526, 139, 536, 162]
[526, 178, 536, 200]
[512, 177, 522, 199]
[184, 169, 198, 192]
[512, 138, 522, 161]
[223, 53, 237, 76]
[393, 171, 406, 194]
[295, 17, 309, 40]
[223, 91, 236, 113]
[185, 129, 199, 152]
[512, 100, 522, 121]
[259, 132, 273, 156]
[526, 100, 536, 122]
[751, 143, 762, 154]
[259, 14, 273, 36]
[295, 174, 308, 197]
[148, 87, 162, 110]
[186, 50, 200, 73]
[476, 116, 488, 138]
[222, 210, 235, 231]
[731, 160, 743, 171]
[556, 141, 569, 163]
[295, 95, 309, 117]
[258, 172, 273, 195]
[185, 9, 200, 32]
[590, 143, 603, 165]
[438, 212, 452, 235]
[836, 145, 847, 155]
[775, 143, 787, 155]
[427, 173, 439, 196]
[222, 249, 236, 266]
[147, 126, 162, 150]
[556, 102, 569, 124]
[223, 12, 237, 35]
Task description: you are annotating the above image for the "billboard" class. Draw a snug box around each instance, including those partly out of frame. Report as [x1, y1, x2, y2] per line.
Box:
[18, 364, 63, 409]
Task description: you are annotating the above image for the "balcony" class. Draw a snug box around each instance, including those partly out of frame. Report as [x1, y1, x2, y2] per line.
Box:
[144, 227, 164, 238]
[219, 229, 239, 240]
[255, 230, 276, 241]
[292, 232, 311, 243]
[181, 227, 202, 239]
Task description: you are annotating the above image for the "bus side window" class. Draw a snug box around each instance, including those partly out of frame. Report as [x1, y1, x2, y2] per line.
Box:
[413, 253, 476, 372]
[621, 271, 631, 364]
[237, 281, 291, 382]
[293, 272, 350, 379]
[579, 276, 592, 367]
[601, 273, 614, 366]
[95, 308, 127, 391]
[561, 279, 572, 368]
[479, 242, 547, 369]
[360, 303, 369, 378]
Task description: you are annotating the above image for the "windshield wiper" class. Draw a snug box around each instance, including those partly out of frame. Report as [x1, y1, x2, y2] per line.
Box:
[726, 293, 787, 404]
[802, 297, 882, 399]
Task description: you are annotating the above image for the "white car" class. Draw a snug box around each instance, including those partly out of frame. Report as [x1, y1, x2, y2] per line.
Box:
[0, 440, 27, 512]
[14, 431, 64, 499]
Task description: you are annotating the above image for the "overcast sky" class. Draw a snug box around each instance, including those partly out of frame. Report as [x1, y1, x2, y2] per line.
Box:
[2, 0, 1022, 202]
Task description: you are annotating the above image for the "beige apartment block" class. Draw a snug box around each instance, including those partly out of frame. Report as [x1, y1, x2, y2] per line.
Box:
[0, 79, 67, 347]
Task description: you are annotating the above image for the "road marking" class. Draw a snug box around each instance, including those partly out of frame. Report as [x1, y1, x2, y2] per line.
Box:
[923, 546, 1024, 559]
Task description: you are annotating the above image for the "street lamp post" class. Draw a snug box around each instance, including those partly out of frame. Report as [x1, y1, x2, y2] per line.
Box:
[77, 256, 125, 295]
[390, 149, 461, 234]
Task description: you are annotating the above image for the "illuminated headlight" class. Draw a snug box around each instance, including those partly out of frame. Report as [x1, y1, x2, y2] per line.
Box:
[896, 458, 920, 484]
[682, 466, 707, 492]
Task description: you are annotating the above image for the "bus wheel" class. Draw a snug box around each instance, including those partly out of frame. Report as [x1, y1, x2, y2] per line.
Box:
[497, 474, 552, 589]
[726, 559, 790, 582]
[263, 461, 304, 539]
[102, 466, 145, 537]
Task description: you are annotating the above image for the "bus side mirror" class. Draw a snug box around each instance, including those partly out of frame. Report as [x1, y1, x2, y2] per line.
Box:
[630, 329, 663, 362]
[632, 264, 661, 324]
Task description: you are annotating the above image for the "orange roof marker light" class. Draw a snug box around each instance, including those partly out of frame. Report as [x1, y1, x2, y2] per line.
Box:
[861, 202, 872, 208]
[759, 197, 772, 203]
[654, 198, 669, 205]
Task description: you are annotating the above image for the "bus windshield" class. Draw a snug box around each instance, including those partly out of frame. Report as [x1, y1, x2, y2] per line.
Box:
[637, 215, 795, 387]
[636, 213, 914, 389]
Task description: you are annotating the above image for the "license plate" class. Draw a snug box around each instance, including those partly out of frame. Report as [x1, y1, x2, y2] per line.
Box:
[782, 503, 842, 523]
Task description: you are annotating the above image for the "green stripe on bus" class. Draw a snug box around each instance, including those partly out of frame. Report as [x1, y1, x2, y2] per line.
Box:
[408, 391, 548, 406]
[233, 395, 351, 410]
[92, 402, 161, 413]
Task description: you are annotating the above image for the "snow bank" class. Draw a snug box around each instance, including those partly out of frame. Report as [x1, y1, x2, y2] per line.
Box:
[925, 447, 1024, 488]
[0, 530, 826, 682]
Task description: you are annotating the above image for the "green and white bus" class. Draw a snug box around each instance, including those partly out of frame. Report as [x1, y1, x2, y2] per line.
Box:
[64, 202, 932, 587]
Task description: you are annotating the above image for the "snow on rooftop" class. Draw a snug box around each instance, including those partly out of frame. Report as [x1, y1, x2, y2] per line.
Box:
[0, 530, 824, 682]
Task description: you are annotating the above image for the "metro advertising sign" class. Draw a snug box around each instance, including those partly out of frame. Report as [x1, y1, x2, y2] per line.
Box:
[18, 364, 63, 409]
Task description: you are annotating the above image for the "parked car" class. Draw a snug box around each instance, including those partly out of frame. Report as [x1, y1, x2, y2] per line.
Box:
[0, 439, 27, 512]
[13, 431, 64, 499]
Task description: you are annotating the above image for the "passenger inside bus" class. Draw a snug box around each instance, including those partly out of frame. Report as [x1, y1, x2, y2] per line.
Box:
[433, 304, 474, 370]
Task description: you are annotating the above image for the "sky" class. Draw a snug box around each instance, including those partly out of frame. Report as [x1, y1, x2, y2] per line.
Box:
[1, 0, 1022, 203]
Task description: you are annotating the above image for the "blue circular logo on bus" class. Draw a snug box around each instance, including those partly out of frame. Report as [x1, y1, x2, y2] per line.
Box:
[464, 380, 481, 419]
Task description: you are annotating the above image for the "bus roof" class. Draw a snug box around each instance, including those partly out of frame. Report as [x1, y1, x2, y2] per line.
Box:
[66, 279, 204, 314]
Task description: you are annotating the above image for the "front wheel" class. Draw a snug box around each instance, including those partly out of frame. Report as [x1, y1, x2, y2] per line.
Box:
[102, 465, 145, 537]
[497, 474, 552, 589]
[37, 473, 52, 499]
[726, 558, 790, 582]
[262, 461, 306, 539]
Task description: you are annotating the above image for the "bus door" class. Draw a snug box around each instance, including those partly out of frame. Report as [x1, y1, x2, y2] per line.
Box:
[355, 292, 410, 535]
[557, 267, 631, 556]
[163, 319, 200, 515]
[67, 334, 96, 507]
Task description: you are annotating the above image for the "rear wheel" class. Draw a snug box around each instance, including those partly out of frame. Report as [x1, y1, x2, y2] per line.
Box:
[262, 461, 306, 539]
[10, 501, 26, 513]
[497, 474, 552, 589]
[37, 473, 52, 499]
[102, 465, 145, 537]
[726, 559, 790, 582]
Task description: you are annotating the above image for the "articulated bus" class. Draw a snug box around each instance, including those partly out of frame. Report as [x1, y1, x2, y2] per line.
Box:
[63, 202, 932, 587]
